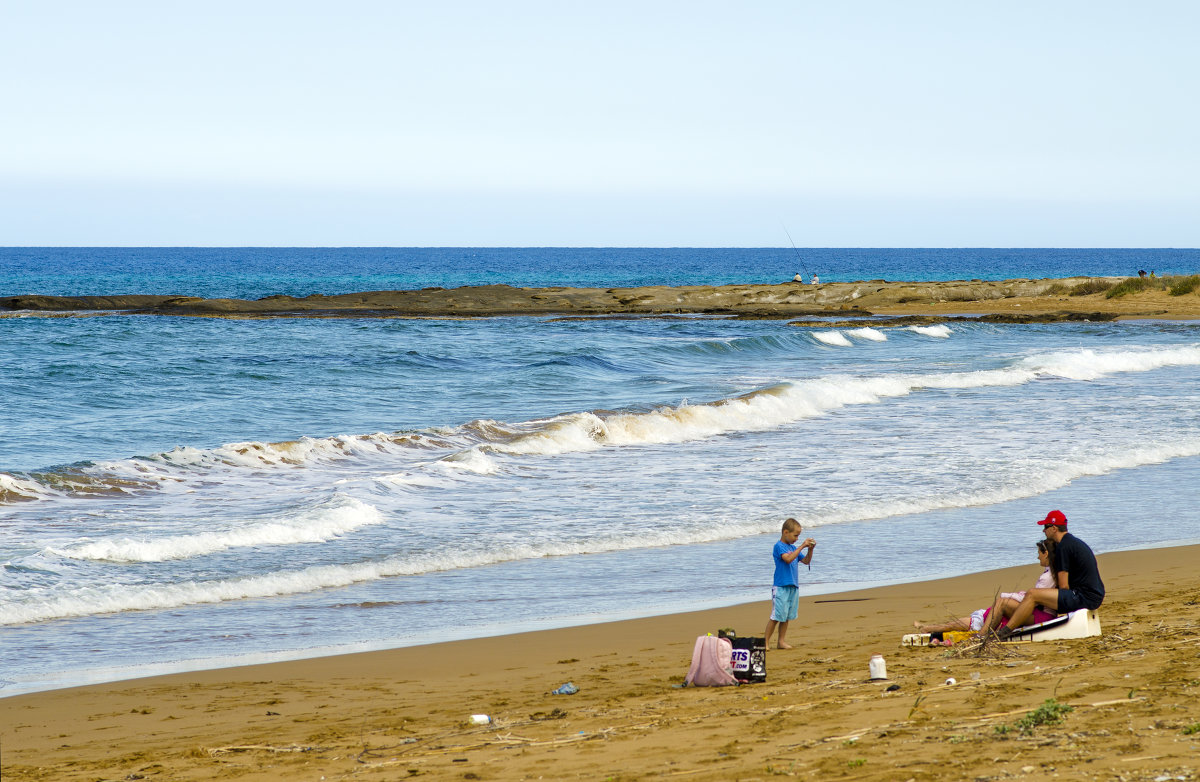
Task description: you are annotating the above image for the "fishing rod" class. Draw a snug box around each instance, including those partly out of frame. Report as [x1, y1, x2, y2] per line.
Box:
[781, 224, 811, 280]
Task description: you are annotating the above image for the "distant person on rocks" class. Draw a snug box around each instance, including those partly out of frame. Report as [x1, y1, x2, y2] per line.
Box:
[793, 272, 805, 283]
[765, 518, 816, 650]
[1138, 269, 1147, 278]
[997, 510, 1104, 640]
[810, 273, 819, 284]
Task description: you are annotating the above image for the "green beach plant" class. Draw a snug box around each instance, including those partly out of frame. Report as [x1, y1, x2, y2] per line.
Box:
[1105, 277, 1160, 298]
[1168, 275, 1200, 296]
[1014, 698, 1074, 735]
[1068, 279, 1114, 296]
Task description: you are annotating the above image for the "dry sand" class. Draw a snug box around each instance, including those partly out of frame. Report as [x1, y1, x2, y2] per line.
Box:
[4, 275, 1200, 320]
[3, 543, 1198, 781]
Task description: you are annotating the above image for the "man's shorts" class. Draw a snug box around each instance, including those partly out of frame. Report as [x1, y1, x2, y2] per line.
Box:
[1056, 588, 1087, 614]
[771, 585, 800, 622]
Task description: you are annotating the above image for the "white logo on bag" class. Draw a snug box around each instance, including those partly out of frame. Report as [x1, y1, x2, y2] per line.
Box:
[731, 649, 751, 671]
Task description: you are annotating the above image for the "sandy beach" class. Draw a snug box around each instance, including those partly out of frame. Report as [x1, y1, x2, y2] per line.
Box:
[4, 275, 1200, 320]
[3, 543, 1198, 781]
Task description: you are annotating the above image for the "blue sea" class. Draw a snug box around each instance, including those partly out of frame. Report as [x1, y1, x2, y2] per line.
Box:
[2, 247, 1199, 696]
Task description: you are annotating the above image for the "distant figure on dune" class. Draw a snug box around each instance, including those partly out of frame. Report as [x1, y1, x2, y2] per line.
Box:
[1138, 269, 1147, 278]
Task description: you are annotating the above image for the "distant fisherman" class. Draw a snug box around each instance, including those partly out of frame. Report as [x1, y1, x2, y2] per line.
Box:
[792, 272, 804, 283]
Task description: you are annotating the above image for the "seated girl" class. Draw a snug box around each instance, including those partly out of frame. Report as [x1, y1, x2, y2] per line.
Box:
[913, 540, 1058, 636]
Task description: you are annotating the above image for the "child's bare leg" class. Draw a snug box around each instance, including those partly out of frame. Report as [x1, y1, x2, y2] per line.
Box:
[776, 620, 793, 649]
[764, 618, 779, 646]
[914, 616, 971, 634]
[984, 597, 1020, 633]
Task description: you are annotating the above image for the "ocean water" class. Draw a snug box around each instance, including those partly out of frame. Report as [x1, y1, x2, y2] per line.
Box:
[2, 247, 1199, 696]
[3, 247, 1198, 299]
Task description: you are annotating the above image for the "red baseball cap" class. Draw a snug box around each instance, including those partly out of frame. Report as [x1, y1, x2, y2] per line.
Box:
[1037, 510, 1067, 527]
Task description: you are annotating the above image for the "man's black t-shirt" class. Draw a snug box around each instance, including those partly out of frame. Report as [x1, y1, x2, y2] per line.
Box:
[1055, 532, 1105, 609]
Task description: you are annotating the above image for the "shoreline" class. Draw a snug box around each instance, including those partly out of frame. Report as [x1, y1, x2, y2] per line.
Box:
[9, 536, 1198, 701]
[4, 275, 1200, 320]
[4, 543, 1199, 780]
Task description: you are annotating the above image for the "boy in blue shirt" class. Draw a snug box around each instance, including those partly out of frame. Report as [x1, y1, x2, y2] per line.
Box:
[764, 518, 816, 649]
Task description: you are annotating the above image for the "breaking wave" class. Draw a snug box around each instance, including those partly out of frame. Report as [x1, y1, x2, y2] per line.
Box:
[908, 324, 952, 338]
[48, 496, 384, 563]
[6, 344, 1200, 503]
[846, 327, 887, 342]
[813, 330, 853, 347]
[7, 434, 1199, 626]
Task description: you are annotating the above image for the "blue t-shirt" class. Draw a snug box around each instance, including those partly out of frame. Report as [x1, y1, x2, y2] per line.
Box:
[773, 540, 800, 587]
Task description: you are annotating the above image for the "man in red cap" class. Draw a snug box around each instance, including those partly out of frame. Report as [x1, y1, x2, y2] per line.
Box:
[996, 510, 1105, 640]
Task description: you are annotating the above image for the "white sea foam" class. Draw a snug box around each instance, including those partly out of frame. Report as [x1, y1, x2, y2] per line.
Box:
[0, 523, 748, 625]
[813, 330, 853, 346]
[9, 435, 1200, 626]
[49, 496, 384, 563]
[373, 472, 455, 489]
[437, 448, 501, 474]
[846, 327, 887, 342]
[1018, 345, 1200, 381]
[908, 324, 952, 338]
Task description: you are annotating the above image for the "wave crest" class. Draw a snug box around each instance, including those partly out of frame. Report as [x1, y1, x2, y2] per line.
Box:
[49, 496, 384, 563]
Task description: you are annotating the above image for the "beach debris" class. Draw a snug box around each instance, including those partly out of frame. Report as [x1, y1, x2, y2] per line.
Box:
[469, 714, 491, 725]
[551, 681, 579, 695]
[868, 654, 887, 680]
[885, 684, 901, 692]
[207, 744, 327, 756]
[944, 677, 957, 686]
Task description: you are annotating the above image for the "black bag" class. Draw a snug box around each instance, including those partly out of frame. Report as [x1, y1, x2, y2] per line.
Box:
[728, 636, 766, 683]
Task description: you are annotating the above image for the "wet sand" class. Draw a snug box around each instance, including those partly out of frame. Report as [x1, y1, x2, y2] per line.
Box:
[4, 275, 1200, 320]
[3, 543, 1198, 781]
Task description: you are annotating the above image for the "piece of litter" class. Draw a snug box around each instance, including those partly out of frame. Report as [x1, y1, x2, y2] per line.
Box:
[551, 681, 579, 695]
[944, 677, 956, 686]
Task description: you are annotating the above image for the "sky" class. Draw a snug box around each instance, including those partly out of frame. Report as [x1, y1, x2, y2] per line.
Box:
[2, 1, 1197, 247]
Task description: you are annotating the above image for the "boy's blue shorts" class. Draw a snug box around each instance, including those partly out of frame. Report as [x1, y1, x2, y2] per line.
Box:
[771, 585, 799, 622]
